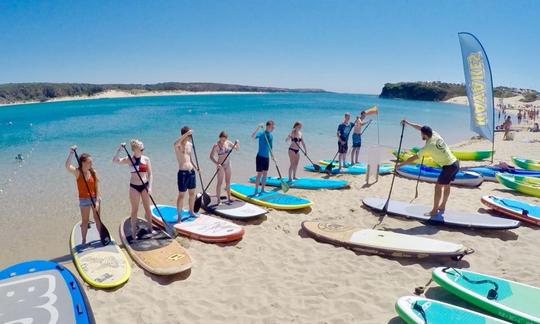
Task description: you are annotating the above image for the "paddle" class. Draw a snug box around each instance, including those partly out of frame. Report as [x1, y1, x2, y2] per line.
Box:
[382, 122, 406, 214]
[296, 144, 320, 171]
[410, 156, 425, 203]
[73, 149, 111, 246]
[195, 140, 238, 209]
[122, 145, 177, 238]
[263, 131, 289, 192]
[190, 135, 210, 213]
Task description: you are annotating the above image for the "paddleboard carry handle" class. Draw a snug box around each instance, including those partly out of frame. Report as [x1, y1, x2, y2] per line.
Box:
[442, 267, 499, 300]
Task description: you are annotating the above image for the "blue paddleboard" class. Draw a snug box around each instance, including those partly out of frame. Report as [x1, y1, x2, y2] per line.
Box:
[249, 176, 349, 190]
[230, 183, 312, 210]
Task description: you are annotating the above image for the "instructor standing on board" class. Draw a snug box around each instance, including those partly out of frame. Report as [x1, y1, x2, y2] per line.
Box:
[396, 120, 459, 216]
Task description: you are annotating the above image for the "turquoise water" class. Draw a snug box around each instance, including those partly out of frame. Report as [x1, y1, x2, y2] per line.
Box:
[0, 93, 473, 263]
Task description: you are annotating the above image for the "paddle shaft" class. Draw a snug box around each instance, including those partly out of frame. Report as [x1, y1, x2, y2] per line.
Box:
[412, 156, 425, 201]
[203, 141, 238, 192]
[122, 146, 176, 237]
[263, 132, 285, 179]
[383, 123, 406, 213]
[294, 141, 317, 167]
[190, 135, 208, 195]
[360, 119, 372, 136]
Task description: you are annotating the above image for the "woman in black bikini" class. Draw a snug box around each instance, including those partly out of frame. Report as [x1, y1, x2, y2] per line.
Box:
[209, 131, 239, 203]
[112, 139, 154, 239]
[286, 121, 307, 180]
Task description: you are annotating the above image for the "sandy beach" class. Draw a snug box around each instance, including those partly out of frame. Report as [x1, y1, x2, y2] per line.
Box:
[445, 94, 540, 107]
[17, 128, 532, 323]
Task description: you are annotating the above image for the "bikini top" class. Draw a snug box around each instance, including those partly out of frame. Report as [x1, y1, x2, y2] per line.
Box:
[130, 156, 148, 173]
[291, 137, 302, 143]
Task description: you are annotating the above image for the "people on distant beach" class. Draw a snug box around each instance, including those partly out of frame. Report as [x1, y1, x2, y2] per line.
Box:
[517, 111, 522, 124]
[350, 111, 370, 165]
[286, 121, 306, 180]
[113, 139, 154, 239]
[65, 146, 103, 245]
[15, 154, 24, 162]
[529, 123, 540, 133]
[174, 126, 198, 219]
[251, 120, 274, 195]
[209, 131, 239, 203]
[502, 116, 512, 140]
[336, 113, 354, 170]
[396, 120, 458, 217]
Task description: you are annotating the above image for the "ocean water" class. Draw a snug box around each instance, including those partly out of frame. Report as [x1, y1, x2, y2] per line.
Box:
[0, 93, 473, 264]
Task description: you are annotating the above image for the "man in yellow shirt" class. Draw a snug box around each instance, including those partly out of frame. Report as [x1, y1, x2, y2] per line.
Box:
[396, 119, 459, 216]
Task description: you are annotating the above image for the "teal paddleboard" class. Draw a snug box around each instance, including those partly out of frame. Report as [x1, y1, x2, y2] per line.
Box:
[304, 163, 393, 175]
[433, 267, 540, 323]
[248, 176, 349, 190]
[396, 296, 508, 324]
[230, 183, 312, 210]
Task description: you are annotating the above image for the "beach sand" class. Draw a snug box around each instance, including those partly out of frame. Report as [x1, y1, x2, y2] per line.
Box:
[446, 94, 540, 107]
[3, 130, 540, 323]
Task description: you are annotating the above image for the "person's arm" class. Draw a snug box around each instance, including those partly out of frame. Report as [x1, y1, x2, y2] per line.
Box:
[233, 139, 240, 151]
[402, 119, 422, 131]
[336, 125, 343, 143]
[209, 144, 219, 165]
[92, 170, 101, 210]
[146, 158, 153, 194]
[251, 124, 263, 139]
[112, 143, 130, 164]
[65, 146, 78, 176]
[396, 154, 419, 168]
[285, 132, 291, 143]
[174, 130, 192, 147]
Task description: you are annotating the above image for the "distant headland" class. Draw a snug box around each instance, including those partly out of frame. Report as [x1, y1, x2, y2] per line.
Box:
[379, 81, 539, 103]
[0, 82, 328, 105]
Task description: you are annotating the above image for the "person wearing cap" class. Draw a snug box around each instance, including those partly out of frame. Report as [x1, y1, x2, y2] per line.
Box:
[336, 113, 354, 170]
[396, 120, 459, 216]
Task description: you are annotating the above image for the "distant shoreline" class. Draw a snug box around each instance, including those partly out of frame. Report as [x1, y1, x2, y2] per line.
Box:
[0, 89, 267, 107]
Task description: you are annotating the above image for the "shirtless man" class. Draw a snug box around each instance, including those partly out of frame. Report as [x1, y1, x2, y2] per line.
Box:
[174, 126, 197, 220]
[350, 111, 370, 165]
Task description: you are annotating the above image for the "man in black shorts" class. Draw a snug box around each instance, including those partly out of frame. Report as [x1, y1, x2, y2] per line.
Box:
[396, 119, 459, 216]
[336, 113, 354, 170]
[251, 120, 275, 195]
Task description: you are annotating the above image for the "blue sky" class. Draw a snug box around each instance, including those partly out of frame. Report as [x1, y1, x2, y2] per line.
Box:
[0, 0, 538, 94]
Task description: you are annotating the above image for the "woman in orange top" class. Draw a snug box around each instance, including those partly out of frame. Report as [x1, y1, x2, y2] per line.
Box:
[65, 145, 103, 245]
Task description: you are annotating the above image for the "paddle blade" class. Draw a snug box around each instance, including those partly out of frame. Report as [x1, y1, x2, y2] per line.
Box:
[281, 181, 290, 193]
[194, 193, 202, 213]
[324, 163, 333, 173]
[154, 206, 177, 238]
[202, 193, 212, 208]
[313, 164, 321, 171]
[98, 223, 111, 246]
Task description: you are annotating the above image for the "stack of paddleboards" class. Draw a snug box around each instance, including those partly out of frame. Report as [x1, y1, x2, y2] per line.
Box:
[119, 217, 193, 276]
[496, 173, 540, 198]
[396, 164, 483, 187]
[202, 195, 268, 220]
[481, 195, 540, 226]
[249, 176, 349, 190]
[362, 197, 520, 229]
[230, 183, 313, 210]
[410, 147, 494, 161]
[464, 165, 540, 181]
[301, 221, 473, 259]
[71, 221, 131, 288]
[396, 267, 540, 323]
[0, 260, 95, 323]
[304, 160, 394, 175]
[150, 206, 245, 243]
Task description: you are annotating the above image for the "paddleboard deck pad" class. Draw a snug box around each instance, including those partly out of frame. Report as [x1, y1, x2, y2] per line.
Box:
[362, 197, 520, 230]
[249, 176, 349, 190]
[230, 183, 313, 210]
[433, 267, 540, 323]
[70, 221, 130, 289]
[304, 163, 393, 175]
[202, 196, 268, 220]
[481, 195, 540, 226]
[0, 260, 95, 324]
[302, 221, 473, 259]
[150, 205, 244, 242]
[119, 217, 192, 275]
[397, 164, 483, 187]
[395, 295, 508, 324]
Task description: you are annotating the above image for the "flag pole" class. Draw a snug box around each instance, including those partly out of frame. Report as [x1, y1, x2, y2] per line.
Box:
[376, 112, 380, 145]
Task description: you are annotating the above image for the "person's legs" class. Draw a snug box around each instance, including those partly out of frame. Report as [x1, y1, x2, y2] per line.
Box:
[129, 188, 141, 238]
[261, 170, 268, 192]
[288, 149, 295, 180]
[225, 166, 232, 201]
[439, 184, 451, 211]
[140, 189, 154, 232]
[292, 151, 300, 179]
[216, 167, 225, 203]
[254, 171, 262, 195]
[427, 184, 442, 216]
[91, 198, 103, 233]
[188, 189, 196, 216]
[79, 206, 91, 245]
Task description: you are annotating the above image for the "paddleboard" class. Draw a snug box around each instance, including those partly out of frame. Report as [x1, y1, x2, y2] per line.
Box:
[397, 164, 483, 187]
[70, 221, 130, 289]
[466, 166, 540, 182]
[119, 217, 192, 275]
[392, 151, 440, 167]
[202, 195, 268, 220]
[481, 195, 540, 226]
[302, 221, 473, 259]
[150, 205, 245, 242]
[0, 260, 95, 324]
[362, 197, 520, 229]
[512, 156, 540, 171]
[249, 176, 349, 190]
[496, 173, 540, 198]
[411, 147, 494, 161]
[395, 295, 508, 324]
[230, 183, 313, 210]
[433, 267, 540, 323]
[304, 163, 394, 175]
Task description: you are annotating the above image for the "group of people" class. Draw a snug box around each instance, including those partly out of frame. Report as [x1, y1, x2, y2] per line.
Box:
[336, 111, 371, 169]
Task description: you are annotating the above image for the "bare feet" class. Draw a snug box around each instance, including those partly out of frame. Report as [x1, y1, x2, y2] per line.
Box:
[424, 210, 439, 217]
